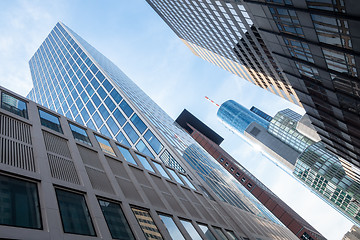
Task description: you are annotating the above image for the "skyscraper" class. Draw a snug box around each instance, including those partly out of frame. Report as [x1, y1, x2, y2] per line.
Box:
[25, 22, 297, 239]
[215, 99, 360, 226]
[146, 0, 302, 106]
[242, 0, 360, 174]
[176, 109, 326, 240]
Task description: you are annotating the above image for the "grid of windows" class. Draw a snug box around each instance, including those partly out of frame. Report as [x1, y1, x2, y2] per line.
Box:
[268, 109, 314, 153]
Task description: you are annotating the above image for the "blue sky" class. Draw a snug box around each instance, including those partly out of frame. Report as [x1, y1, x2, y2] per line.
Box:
[0, 0, 353, 239]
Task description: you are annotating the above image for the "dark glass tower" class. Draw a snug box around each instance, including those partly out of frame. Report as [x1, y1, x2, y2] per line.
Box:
[146, 0, 302, 106]
[242, 0, 360, 173]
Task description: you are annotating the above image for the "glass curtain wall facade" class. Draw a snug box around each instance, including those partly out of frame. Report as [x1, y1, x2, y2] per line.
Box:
[242, 0, 360, 172]
[217, 100, 270, 134]
[27, 22, 279, 224]
[146, 0, 301, 106]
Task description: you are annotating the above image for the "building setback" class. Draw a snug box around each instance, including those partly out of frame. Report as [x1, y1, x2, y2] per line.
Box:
[176, 109, 326, 240]
[241, 0, 360, 173]
[18, 22, 299, 239]
[145, 0, 301, 106]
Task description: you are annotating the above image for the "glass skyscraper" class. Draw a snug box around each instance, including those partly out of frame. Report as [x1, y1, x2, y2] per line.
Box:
[27, 22, 284, 228]
[217, 99, 270, 135]
[146, 0, 301, 106]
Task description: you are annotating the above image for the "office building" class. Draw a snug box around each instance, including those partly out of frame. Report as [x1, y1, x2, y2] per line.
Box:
[22, 22, 297, 239]
[215, 99, 360, 226]
[242, 0, 360, 173]
[176, 109, 326, 240]
[146, 0, 301, 106]
[343, 225, 360, 240]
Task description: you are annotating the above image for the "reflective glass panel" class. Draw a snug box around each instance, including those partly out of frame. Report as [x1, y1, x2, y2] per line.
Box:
[69, 122, 92, 146]
[98, 199, 134, 240]
[120, 100, 133, 117]
[179, 174, 196, 190]
[167, 168, 184, 185]
[95, 135, 116, 156]
[130, 113, 147, 134]
[116, 132, 131, 147]
[131, 207, 163, 240]
[136, 154, 154, 172]
[39, 109, 63, 133]
[153, 161, 170, 179]
[1, 92, 28, 118]
[180, 219, 202, 240]
[144, 130, 163, 154]
[123, 123, 139, 143]
[0, 174, 41, 229]
[55, 189, 95, 236]
[136, 140, 155, 159]
[226, 230, 238, 240]
[198, 224, 216, 240]
[117, 145, 137, 165]
[159, 215, 185, 240]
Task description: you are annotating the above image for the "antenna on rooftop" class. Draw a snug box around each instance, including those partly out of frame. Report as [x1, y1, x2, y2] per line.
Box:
[205, 96, 220, 108]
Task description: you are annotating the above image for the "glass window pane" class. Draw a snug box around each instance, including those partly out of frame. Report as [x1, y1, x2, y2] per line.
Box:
[55, 189, 95, 236]
[136, 154, 154, 172]
[39, 109, 63, 133]
[117, 145, 137, 165]
[95, 135, 116, 156]
[130, 113, 147, 134]
[167, 168, 184, 185]
[69, 122, 92, 146]
[226, 230, 238, 240]
[144, 130, 163, 154]
[1, 92, 28, 118]
[116, 132, 131, 147]
[153, 161, 170, 179]
[179, 174, 196, 190]
[113, 109, 126, 126]
[98, 199, 134, 240]
[120, 100, 133, 117]
[131, 207, 163, 240]
[110, 89, 122, 103]
[107, 116, 120, 135]
[100, 125, 112, 138]
[136, 140, 155, 159]
[123, 123, 139, 143]
[0, 174, 41, 229]
[198, 224, 216, 240]
[159, 215, 185, 240]
[180, 219, 202, 240]
[214, 227, 228, 240]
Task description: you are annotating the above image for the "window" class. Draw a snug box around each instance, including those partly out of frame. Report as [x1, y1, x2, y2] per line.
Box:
[230, 167, 234, 172]
[235, 173, 240, 178]
[1, 92, 28, 118]
[153, 161, 170, 179]
[219, 158, 224, 162]
[214, 227, 228, 240]
[179, 174, 196, 190]
[136, 154, 154, 172]
[117, 145, 137, 165]
[159, 214, 185, 240]
[98, 199, 134, 240]
[0, 174, 41, 229]
[69, 122, 92, 146]
[113, 109, 126, 126]
[199, 185, 215, 201]
[120, 100, 133, 117]
[131, 113, 147, 134]
[241, 177, 246, 182]
[226, 230, 238, 240]
[144, 130, 163, 154]
[131, 207, 163, 240]
[39, 109, 63, 133]
[106, 117, 119, 135]
[167, 168, 184, 185]
[55, 189, 95, 236]
[116, 132, 131, 147]
[123, 123, 139, 143]
[136, 140, 155, 158]
[95, 135, 116, 156]
[180, 219, 202, 240]
[247, 183, 253, 188]
[225, 162, 229, 167]
[198, 224, 216, 240]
